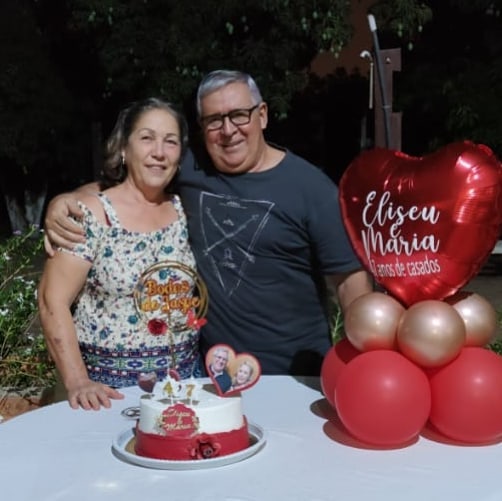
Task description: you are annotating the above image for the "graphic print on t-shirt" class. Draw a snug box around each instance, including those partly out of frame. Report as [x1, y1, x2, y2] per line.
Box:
[199, 192, 274, 297]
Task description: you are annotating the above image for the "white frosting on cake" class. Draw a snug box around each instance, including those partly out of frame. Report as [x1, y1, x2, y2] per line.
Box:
[137, 383, 245, 435]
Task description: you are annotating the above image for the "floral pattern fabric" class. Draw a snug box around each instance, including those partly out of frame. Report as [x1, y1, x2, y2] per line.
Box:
[63, 193, 199, 387]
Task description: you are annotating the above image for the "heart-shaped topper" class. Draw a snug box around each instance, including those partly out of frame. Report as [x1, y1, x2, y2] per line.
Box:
[339, 141, 502, 306]
[205, 344, 261, 397]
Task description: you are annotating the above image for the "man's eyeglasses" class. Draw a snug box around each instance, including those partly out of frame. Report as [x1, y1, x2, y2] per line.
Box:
[200, 104, 260, 131]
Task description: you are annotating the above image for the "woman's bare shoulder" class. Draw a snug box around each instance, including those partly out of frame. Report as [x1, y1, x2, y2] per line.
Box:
[77, 193, 106, 223]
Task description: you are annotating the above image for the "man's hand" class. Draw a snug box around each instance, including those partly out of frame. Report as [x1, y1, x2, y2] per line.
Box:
[43, 194, 86, 255]
[327, 269, 373, 314]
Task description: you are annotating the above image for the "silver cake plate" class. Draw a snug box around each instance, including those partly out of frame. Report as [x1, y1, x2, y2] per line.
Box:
[112, 422, 266, 470]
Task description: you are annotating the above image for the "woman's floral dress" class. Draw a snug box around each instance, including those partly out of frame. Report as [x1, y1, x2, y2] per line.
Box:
[64, 193, 200, 387]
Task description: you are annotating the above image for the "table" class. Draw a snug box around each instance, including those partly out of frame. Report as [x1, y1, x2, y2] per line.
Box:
[1, 376, 502, 501]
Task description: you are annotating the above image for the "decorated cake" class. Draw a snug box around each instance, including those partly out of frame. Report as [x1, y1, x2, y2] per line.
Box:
[130, 260, 262, 461]
[135, 376, 249, 460]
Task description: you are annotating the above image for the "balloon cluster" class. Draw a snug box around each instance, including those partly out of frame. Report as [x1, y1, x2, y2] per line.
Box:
[325, 141, 502, 448]
[321, 290, 501, 447]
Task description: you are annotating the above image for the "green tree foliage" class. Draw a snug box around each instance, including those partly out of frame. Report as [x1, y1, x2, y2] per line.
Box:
[0, 1, 74, 182]
[0, 0, 434, 161]
[391, 1, 502, 157]
[2, 0, 500, 223]
[371, 0, 432, 43]
[0, 0, 79, 231]
[52, 0, 433, 172]
[0, 227, 56, 391]
[64, 0, 355, 119]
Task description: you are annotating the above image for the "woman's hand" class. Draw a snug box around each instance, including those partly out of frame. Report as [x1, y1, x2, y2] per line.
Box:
[67, 379, 125, 411]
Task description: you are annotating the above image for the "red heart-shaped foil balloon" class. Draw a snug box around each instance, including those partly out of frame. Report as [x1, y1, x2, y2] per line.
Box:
[339, 141, 502, 306]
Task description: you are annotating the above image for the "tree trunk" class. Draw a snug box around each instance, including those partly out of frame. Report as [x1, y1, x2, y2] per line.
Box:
[4, 194, 26, 233]
[25, 187, 46, 227]
[3, 184, 47, 233]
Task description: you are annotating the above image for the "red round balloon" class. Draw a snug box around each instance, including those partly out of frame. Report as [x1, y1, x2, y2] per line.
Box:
[320, 338, 361, 407]
[339, 141, 502, 306]
[429, 347, 502, 443]
[335, 350, 431, 446]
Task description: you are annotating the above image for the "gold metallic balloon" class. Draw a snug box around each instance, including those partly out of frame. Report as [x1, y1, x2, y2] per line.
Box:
[445, 291, 499, 347]
[344, 292, 405, 352]
[397, 300, 466, 368]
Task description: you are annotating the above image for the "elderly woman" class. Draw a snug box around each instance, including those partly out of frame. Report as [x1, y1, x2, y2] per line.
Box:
[38, 98, 199, 411]
[230, 360, 255, 391]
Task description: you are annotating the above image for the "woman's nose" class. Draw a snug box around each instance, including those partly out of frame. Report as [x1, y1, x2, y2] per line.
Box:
[152, 140, 166, 157]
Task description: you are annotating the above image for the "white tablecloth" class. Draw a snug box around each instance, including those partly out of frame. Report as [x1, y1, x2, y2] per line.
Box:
[1, 376, 502, 501]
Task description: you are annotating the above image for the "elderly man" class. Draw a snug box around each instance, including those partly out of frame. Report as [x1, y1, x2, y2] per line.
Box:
[207, 347, 232, 393]
[44, 70, 372, 376]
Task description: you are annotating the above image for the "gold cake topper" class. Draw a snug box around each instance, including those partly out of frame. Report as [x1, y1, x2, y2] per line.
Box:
[134, 260, 208, 334]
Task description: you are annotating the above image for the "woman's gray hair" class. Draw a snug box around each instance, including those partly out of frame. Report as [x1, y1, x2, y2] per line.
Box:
[196, 70, 263, 117]
[101, 97, 188, 187]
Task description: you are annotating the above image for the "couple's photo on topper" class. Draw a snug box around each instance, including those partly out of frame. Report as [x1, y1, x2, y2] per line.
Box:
[206, 344, 261, 396]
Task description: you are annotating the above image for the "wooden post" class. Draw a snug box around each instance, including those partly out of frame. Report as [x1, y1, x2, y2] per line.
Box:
[374, 48, 402, 151]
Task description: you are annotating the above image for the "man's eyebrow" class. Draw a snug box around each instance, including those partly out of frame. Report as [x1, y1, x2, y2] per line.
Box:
[202, 108, 250, 118]
[201, 112, 222, 120]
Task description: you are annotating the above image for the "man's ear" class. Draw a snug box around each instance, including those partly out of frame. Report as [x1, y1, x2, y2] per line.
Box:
[258, 102, 268, 130]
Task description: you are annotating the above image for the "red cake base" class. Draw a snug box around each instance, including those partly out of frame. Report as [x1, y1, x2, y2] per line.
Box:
[135, 421, 250, 460]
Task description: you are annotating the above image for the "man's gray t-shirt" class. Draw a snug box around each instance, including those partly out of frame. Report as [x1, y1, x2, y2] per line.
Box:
[177, 147, 362, 375]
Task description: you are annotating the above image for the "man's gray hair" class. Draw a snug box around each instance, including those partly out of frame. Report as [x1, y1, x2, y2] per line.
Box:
[196, 70, 263, 117]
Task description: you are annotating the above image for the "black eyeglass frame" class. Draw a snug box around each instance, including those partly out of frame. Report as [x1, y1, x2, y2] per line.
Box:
[199, 104, 261, 131]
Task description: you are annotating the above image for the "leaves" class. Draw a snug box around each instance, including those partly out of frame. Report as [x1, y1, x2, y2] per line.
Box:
[394, 1, 502, 157]
[63, 0, 353, 117]
[0, 227, 56, 391]
[0, 1, 74, 169]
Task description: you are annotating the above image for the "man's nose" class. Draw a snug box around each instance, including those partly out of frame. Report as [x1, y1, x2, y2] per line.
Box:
[220, 116, 237, 135]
